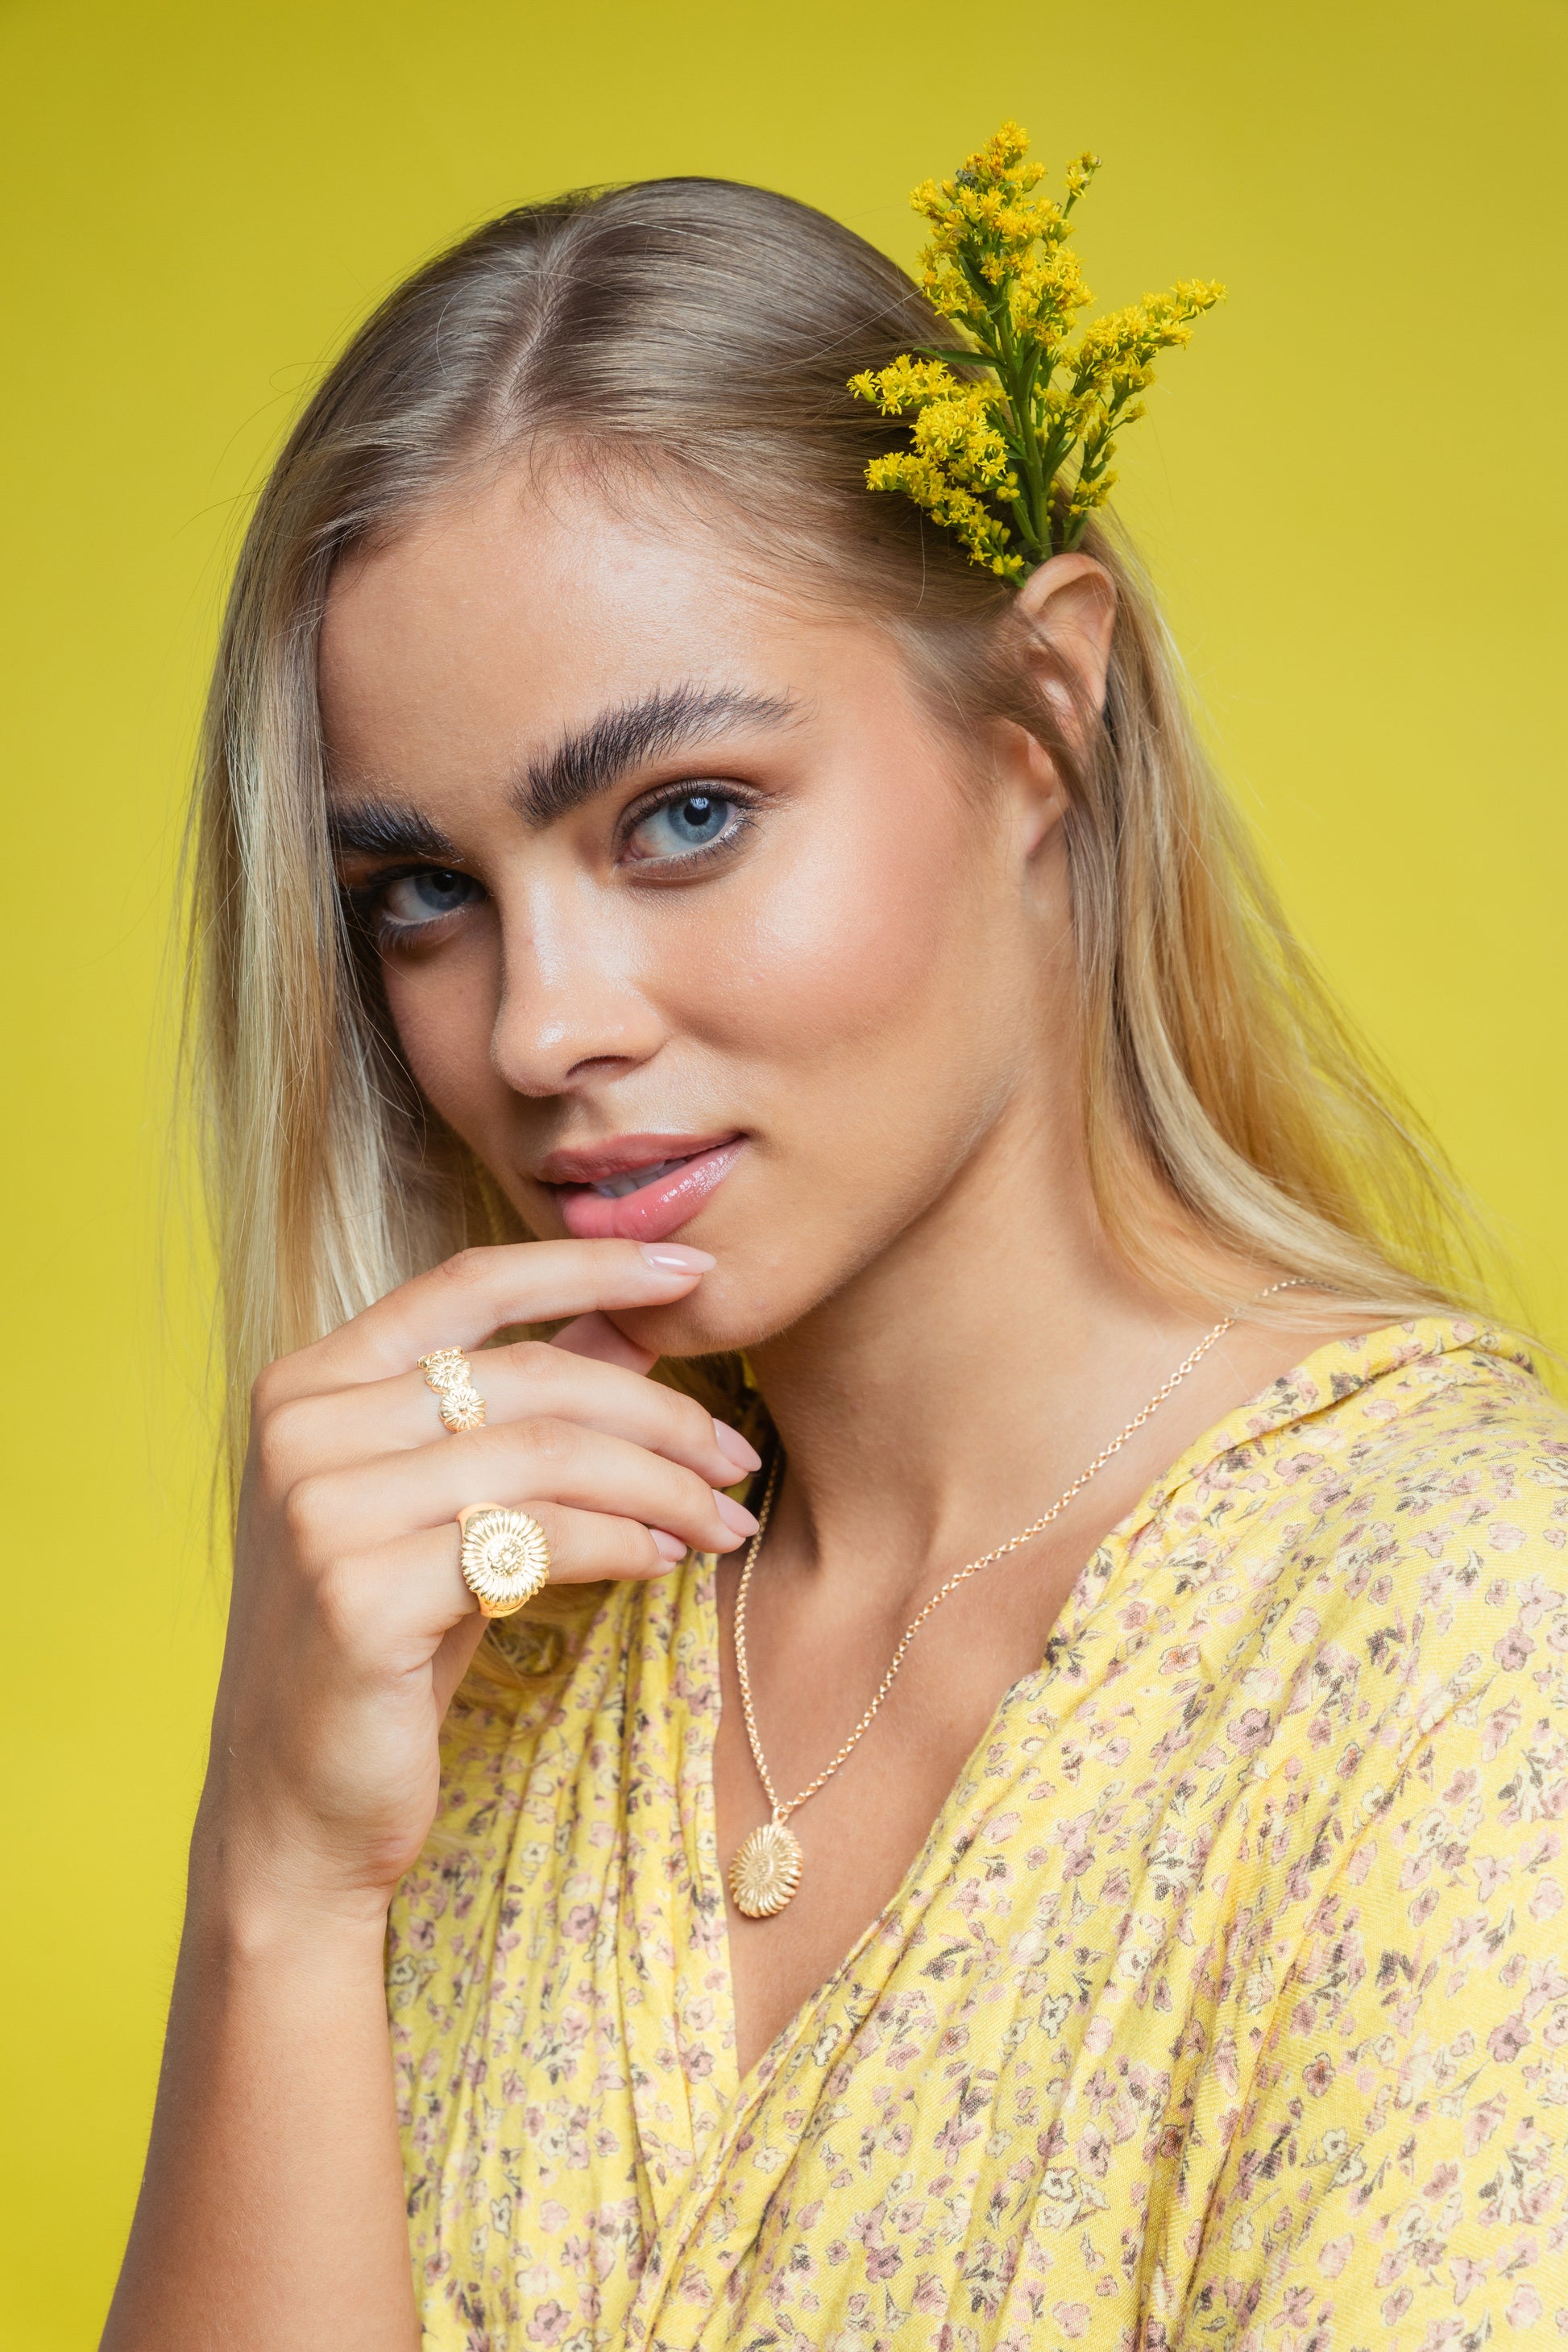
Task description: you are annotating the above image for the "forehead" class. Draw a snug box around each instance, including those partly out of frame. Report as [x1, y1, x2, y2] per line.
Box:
[318, 468, 826, 791]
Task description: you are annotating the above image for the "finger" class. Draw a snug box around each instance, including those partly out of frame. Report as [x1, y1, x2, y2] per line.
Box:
[264, 1238, 714, 1402]
[430, 1612, 492, 1715]
[551, 1312, 657, 1372]
[499, 1501, 692, 1583]
[259, 1341, 760, 1488]
[284, 1419, 758, 1562]
[312, 1506, 683, 1681]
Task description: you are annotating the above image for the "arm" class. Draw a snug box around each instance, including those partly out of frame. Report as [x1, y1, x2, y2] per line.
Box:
[106, 1880, 416, 2350]
[102, 1239, 757, 2351]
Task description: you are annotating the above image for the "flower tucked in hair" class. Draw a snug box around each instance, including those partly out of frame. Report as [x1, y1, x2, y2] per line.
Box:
[849, 122, 1222, 579]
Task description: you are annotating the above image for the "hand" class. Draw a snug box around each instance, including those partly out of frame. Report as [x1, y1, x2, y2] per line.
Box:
[197, 1239, 761, 1927]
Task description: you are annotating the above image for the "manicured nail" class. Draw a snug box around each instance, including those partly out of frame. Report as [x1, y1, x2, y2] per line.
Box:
[714, 1491, 760, 1538]
[651, 1528, 688, 1561]
[713, 1419, 764, 1474]
[639, 1244, 716, 1273]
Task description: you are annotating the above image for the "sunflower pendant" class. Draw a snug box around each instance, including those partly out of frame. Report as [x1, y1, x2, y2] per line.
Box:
[728, 1819, 803, 1918]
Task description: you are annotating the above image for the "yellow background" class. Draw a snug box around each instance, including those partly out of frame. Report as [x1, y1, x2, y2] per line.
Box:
[2, 1, 1563, 2340]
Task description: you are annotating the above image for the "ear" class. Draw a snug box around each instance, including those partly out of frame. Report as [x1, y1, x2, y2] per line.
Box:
[1013, 552, 1118, 728]
[992, 553, 1118, 861]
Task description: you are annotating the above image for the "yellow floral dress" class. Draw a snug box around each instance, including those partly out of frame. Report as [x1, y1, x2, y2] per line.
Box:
[388, 1318, 1568, 2347]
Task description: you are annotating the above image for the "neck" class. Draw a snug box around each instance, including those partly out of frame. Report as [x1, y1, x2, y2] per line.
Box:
[747, 1098, 1236, 1609]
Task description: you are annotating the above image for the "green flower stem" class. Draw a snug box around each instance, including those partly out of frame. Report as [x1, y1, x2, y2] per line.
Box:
[1015, 343, 1052, 553]
[987, 309, 1046, 555]
[848, 126, 1221, 581]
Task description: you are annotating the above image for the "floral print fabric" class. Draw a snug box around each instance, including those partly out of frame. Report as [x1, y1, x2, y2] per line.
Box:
[388, 1319, 1568, 2347]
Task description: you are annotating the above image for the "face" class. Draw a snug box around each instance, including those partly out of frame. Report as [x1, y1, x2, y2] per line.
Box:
[319, 463, 1076, 1356]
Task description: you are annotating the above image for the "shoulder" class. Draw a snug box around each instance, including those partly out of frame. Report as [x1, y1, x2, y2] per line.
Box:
[1186, 1319, 1568, 1584]
[1342, 1331, 1562, 1554]
[1129, 1322, 1568, 1741]
[1226, 1328, 1568, 1805]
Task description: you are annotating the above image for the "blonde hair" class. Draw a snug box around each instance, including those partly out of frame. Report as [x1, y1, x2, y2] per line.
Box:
[189, 176, 1484, 1515]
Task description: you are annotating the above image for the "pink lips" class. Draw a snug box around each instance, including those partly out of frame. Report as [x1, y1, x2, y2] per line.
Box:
[551, 1139, 745, 1243]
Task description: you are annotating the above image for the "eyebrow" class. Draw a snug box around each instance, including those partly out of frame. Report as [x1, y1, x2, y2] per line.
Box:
[513, 682, 800, 828]
[326, 801, 462, 864]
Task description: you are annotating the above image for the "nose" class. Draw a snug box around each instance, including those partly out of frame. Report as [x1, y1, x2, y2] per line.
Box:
[488, 878, 666, 1098]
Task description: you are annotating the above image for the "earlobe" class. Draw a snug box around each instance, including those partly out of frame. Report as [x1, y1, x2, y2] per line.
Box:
[1013, 553, 1118, 722]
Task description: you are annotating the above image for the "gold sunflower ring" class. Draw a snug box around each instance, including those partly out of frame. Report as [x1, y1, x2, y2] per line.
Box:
[455, 1504, 551, 1618]
[418, 1346, 487, 1434]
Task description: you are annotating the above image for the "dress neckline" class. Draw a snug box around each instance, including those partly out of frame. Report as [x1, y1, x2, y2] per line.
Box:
[687, 1313, 1530, 2109]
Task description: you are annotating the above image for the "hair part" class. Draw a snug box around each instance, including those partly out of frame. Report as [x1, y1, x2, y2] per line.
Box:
[188, 175, 1491, 1645]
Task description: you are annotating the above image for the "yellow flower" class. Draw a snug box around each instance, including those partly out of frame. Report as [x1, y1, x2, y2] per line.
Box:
[866, 451, 1023, 578]
[848, 355, 964, 415]
[848, 123, 1222, 575]
[911, 392, 1018, 496]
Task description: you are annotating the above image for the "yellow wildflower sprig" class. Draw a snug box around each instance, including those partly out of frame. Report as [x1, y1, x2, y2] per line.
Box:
[849, 123, 1222, 579]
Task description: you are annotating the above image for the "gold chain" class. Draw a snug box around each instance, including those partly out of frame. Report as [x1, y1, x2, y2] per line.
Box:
[732, 1282, 1305, 1828]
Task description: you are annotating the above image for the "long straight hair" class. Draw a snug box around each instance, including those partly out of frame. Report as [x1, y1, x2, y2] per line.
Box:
[189, 176, 1484, 1508]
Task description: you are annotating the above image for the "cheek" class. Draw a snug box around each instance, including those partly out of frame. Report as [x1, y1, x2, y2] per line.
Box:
[380, 932, 503, 1128]
[693, 783, 1002, 1082]
[617, 778, 1026, 1353]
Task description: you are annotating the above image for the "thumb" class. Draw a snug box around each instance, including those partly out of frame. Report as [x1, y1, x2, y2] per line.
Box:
[550, 1310, 657, 1374]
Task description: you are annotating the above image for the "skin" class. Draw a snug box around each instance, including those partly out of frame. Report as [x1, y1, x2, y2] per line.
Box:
[104, 466, 1370, 2349]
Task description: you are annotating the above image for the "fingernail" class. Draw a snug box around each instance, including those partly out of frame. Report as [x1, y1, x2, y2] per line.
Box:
[639, 1244, 716, 1273]
[713, 1419, 764, 1474]
[651, 1528, 689, 1561]
[714, 1491, 760, 1538]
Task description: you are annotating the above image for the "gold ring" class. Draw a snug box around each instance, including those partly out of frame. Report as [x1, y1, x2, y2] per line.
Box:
[418, 1346, 487, 1433]
[456, 1505, 551, 1618]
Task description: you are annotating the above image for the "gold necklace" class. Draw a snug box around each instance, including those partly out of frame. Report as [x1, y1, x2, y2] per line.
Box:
[726, 1283, 1305, 1918]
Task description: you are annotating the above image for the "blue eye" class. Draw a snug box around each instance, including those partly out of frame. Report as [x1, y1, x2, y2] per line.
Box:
[626, 791, 740, 862]
[380, 869, 480, 927]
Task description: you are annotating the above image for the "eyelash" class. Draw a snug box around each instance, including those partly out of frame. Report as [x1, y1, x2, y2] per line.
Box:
[616, 782, 757, 873]
[337, 865, 476, 948]
[343, 783, 760, 944]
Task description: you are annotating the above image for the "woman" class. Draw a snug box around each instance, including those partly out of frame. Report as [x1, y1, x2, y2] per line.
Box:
[106, 143, 1568, 2351]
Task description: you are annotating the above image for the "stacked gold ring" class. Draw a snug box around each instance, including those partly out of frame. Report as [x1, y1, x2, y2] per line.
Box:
[456, 1505, 552, 1617]
[418, 1346, 487, 1433]
[418, 1350, 550, 1616]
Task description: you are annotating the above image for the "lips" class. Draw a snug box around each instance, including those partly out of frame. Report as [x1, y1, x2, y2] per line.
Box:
[545, 1135, 745, 1244]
